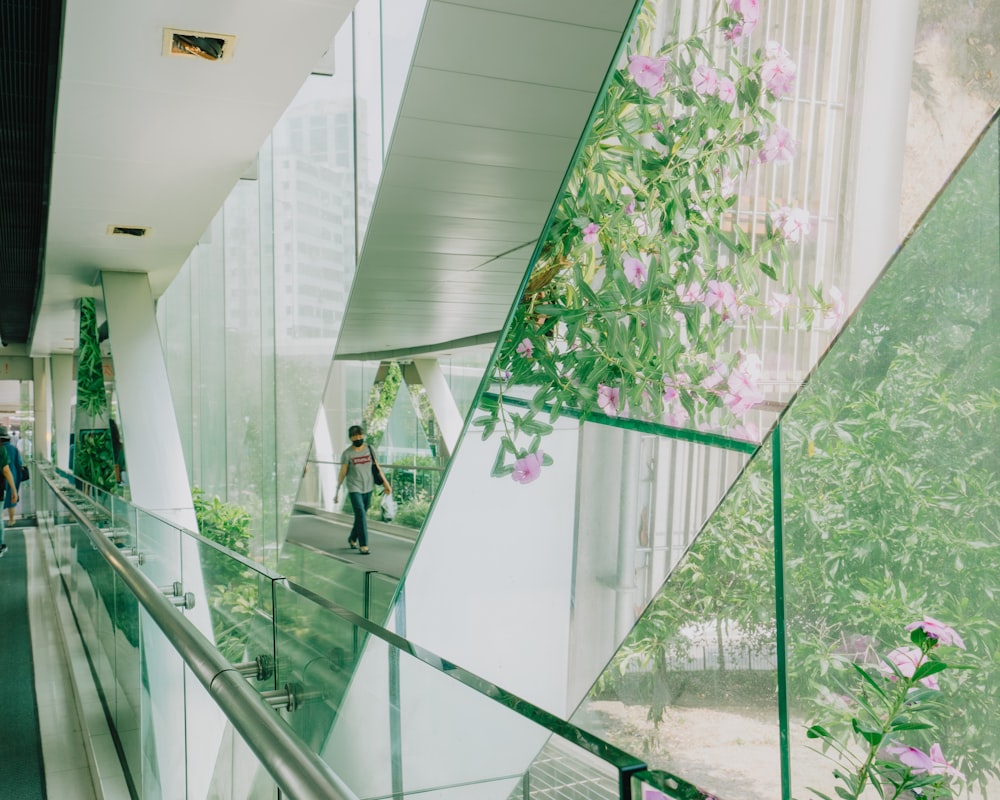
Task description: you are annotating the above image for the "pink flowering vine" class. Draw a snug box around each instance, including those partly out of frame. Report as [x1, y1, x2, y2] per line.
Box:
[515, 338, 534, 358]
[762, 40, 797, 97]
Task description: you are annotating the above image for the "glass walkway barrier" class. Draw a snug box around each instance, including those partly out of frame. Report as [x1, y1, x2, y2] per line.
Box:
[35, 464, 720, 800]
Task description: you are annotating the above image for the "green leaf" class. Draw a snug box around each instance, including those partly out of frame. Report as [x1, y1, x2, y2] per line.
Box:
[911, 660, 947, 682]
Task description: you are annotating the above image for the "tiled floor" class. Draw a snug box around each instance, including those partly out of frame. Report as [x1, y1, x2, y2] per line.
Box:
[24, 527, 132, 800]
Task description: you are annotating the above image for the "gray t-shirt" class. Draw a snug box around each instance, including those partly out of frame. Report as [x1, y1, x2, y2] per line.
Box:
[341, 444, 375, 493]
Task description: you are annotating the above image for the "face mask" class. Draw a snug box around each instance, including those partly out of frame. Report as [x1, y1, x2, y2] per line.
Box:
[351, 438, 365, 446]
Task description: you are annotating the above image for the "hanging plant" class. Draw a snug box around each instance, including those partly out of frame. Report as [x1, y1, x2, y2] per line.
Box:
[473, 2, 840, 482]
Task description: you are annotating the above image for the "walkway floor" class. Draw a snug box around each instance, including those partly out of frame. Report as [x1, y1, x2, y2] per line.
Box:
[284, 511, 415, 580]
[25, 524, 131, 800]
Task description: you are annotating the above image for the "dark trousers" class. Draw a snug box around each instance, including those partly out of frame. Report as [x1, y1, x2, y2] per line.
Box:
[349, 491, 372, 546]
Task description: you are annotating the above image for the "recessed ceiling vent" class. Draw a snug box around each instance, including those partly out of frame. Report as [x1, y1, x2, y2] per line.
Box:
[107, 225, 150, 238]
[163, 28, 236, 62]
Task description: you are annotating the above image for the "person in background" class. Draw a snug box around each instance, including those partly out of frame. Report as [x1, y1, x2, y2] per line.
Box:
[0, 425, 19, 557]
[1, 425, 23, 528]
[334, 425, 391, 555]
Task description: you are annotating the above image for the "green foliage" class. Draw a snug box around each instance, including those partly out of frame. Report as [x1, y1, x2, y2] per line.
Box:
[600, 121, 1000, 791]
[477, 5, 832, 475]
[392, 495, 432, 530]
[74, 298, 117, 491]
[801, 625, 971, 800]
[364, 361, 402, 447]
[192, 487, 258, 663]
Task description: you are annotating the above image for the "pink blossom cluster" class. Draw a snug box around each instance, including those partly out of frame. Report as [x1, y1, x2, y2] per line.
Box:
[762, 41, 797, 98]
[759, 124, 797, 164]
[597, 383, 628, 417]
[662, 374, 690, 427]
[770, 206, 811, 244]
[725, 0, 759, 44]
[627, 54, 669, 96]
[879, 646, 940, 690]
[700, 353, 765, 417]
[692, 65, 737, 103]
[906, 617, 967, 649]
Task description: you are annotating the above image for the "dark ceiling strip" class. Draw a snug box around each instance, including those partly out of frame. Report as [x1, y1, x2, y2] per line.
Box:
[0, 0, 66, 345]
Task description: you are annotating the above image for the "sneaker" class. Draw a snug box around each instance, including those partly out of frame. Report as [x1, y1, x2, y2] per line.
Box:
[0, 543, 7, 558]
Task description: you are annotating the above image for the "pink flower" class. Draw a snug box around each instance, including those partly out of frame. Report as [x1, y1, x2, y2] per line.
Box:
[511, 451, 543, 484]
[704, 279, 740, 319]
[759, 125, 798, 164]
[692, 65, 719, 96]
[879, 646, 940, 690]
[581, 222, 601, 245]
[723, 355, 765, 415]
[623, 256, 648, 289]
[885, 743, 965, 780]
[822, 286, 845, 331]
[771, 206, 811, 244]
[515, 338, 534, 358]
[767, 291, 792, 315]
[597, 384, 624, 417]
[905, 617, 966, 649]
[731, 422, 760, 443]
[628, 54, 669, 95]
[716, 77, 737, 103]
[762, 41, 797, 98]
[718, 167, 736, 198]
[725, 0, 759, 43]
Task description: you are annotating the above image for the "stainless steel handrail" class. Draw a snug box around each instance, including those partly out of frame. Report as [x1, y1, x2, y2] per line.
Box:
[41, 470, 359, 800]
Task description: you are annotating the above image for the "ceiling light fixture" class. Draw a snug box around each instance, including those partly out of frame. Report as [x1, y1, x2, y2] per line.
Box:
[162, 28, 236, 62]
[107, 225, 150, 238]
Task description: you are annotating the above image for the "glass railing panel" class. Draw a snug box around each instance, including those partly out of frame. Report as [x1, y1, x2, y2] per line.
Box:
[111, 566, 142, 792]
[276, 537, 377, 616]
[367, 572, 398, 629]
[137, 607, 188, 798]
[197, 703, 279, 800]
[780, 118, 1000, 800]
[571, 438, 779, 800]
[272, 581, 644, 799]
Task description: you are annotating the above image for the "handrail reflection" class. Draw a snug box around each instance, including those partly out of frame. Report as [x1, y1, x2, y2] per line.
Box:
[40, 466, 359, 800]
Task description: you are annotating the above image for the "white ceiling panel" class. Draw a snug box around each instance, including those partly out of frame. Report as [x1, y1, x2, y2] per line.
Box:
[448, 0, 637, 31]
[399, 68, 596, 138]
[379, 156, 564, 199]
[389, 118, 577, 171]
[366, 214, 542, 242]
[415, 3, 625, 92]
[373, 189, 554, 223]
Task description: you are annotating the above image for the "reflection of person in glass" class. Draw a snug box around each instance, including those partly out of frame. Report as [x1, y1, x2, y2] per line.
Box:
[335, 425, 390, 555]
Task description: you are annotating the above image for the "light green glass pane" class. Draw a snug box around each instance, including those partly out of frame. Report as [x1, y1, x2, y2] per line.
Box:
[272, 582, 637, 799]
[780, 120, 1000, 799]
[572, 440, 779, 800]
[200, 710, 279, 800]
[276, 538, 377, 617]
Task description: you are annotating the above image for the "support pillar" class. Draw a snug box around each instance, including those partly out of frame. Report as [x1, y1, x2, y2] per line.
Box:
[101, 272, 195, 529]
[411, 359, 462, 458]
[32, 358, 50, 463]
[50, 355, 74, 470]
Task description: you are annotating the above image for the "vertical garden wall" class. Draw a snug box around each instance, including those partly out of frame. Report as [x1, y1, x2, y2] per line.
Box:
[74, 297, 116, 491]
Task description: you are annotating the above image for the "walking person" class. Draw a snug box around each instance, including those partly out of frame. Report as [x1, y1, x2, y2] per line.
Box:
[0, 426, 19, 557]
[1, 426, 22, 528]
[334, 425, 391, 555]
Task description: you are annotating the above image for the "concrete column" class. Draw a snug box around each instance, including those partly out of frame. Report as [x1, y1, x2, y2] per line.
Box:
[102, 271, 222, 799]
[411, 359, 462, 458]
[33, 358, 50, 461]
[101, 272, 195, 529]
[50, 355, 74, 470]
[846, 2, 919, 307]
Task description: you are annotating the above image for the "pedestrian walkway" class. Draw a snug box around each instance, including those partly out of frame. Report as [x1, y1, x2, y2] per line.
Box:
[0, 530, 47, 799]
